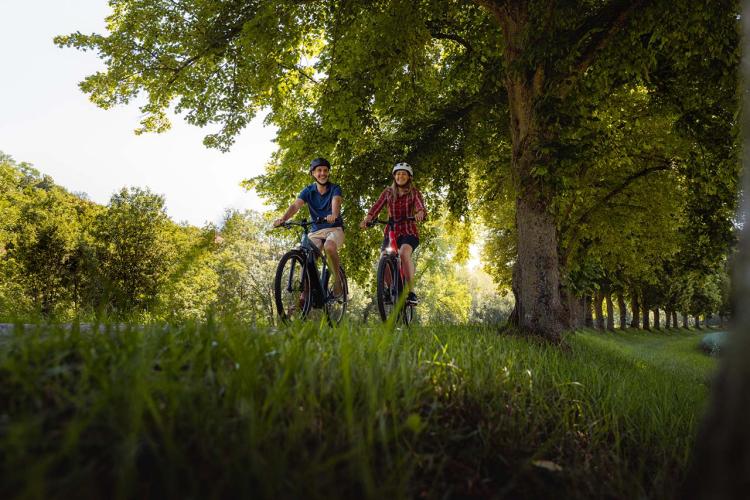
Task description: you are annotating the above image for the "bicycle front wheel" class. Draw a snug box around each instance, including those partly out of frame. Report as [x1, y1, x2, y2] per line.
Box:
[376, 256, 397, 322]
[274, 250, 311, 323]
[323, 265, 348, 325]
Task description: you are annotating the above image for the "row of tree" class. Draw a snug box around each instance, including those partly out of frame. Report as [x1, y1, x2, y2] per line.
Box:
[0, 152, 508, 324]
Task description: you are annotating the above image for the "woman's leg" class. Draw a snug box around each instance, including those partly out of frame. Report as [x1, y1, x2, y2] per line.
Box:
[399, 243, 414, 289]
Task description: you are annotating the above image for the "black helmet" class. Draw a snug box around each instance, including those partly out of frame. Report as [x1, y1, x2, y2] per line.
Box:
[309, 157, 331, 172]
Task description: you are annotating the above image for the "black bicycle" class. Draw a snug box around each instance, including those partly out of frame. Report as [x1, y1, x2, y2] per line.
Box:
[273, 218, 348, 325]
[366, 217, 416, 325]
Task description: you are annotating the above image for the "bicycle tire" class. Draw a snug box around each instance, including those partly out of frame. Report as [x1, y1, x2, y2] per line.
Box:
[274, 250, 311, 323]
[376, 255, 397, 322]
[322, 265, 348, 325]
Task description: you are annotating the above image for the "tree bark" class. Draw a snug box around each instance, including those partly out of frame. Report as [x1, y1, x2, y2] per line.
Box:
[561, 288, 583, 329]
[673, 310, 678, 328]
[605, 289, 615, 331]
[642, 305, 650, 330]
[584, 295, 593, 328]
[630, 292, 640, 329]
[653, 308, 660, 329]
[683, 312, 689, 328]
[695, 315, 701, 329]
[594, 289, 605, 330]
[617, 292, 627, 329]
[665, 309, 672, 329]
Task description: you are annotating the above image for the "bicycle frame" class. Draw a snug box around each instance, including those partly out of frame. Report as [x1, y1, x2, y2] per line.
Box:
[298, 229, 327, 308]
[279, 218, 331, 310]
[384, 223, 405, 287]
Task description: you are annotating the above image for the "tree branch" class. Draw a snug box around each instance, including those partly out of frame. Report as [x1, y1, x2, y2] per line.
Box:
[429, 31, 473, 53]
[563, 162, 672, 251]
[471, 0, 506, 24]
[557, 0, 651, 97]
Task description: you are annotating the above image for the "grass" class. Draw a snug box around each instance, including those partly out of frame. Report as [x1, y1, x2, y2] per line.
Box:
[0, 321, 716, 499]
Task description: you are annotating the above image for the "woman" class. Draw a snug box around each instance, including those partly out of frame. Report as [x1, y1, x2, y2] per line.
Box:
[360, 162, 426, 304]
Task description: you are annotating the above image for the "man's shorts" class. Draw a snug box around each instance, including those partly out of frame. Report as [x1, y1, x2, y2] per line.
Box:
[309, 227, 345, 251]
[381, 234, 419, 252]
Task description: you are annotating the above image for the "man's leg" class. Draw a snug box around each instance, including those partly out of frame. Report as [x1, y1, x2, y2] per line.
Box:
[323, 238, 343, 296]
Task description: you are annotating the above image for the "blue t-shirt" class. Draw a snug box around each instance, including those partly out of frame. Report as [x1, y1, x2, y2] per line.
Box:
[298, 183, 344, 232]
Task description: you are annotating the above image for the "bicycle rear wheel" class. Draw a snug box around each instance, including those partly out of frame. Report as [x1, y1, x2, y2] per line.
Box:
[274, 250, 311, 323]
[323, 265, 348, 325]
[376, 256, 397, 322]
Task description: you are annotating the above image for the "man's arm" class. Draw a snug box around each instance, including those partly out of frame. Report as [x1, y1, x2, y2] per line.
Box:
[326, 195, 342, 224]
[273, 198, 305, 227]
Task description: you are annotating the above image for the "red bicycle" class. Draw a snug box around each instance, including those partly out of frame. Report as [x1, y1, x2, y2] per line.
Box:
[366, 217, 416, 325]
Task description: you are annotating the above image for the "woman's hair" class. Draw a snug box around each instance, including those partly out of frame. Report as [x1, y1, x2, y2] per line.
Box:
[389, 176, 413, 200]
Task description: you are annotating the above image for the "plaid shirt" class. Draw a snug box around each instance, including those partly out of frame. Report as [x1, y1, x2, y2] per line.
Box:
[366, 187, 426, 238]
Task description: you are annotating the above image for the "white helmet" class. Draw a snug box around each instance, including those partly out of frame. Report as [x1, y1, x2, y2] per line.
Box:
[392, 162, 413, 176]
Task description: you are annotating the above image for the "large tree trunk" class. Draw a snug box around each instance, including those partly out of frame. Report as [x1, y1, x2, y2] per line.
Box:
[630, 292, 640, 329]
[605, 289, 615, 331]
[673, 310, 678, 328]
[513, 195, 564, 339]
[683, 312, 689, 328]
[500, 6, 563, 342]
[653, 308, 660, 329]
[642, 306, 650, 330]
[617, 293, 627, 329]
[695, 315, 702, 329]
[594, 289, 605, 330]
[584, 295, 593, 328]
[665, 308, 672, 329]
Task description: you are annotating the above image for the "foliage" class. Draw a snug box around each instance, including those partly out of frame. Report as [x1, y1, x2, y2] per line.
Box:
[91, 187, 173, 318]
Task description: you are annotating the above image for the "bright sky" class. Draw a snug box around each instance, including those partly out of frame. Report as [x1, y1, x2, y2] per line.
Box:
[0, 0, 276, 227]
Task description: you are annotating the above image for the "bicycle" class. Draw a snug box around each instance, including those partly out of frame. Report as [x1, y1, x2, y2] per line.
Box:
[366, 217, 417, 325]
[273, 218, 348, 325]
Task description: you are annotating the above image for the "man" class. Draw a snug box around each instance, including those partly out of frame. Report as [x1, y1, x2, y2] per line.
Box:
[273, 157, 344, 297]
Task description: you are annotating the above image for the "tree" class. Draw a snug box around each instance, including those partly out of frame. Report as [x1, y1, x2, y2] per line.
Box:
[92, 187, 173, 318]
[57, 0, 740, 340]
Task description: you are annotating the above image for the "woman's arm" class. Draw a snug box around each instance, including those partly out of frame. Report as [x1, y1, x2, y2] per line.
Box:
[360, 189, 389, 228]
[414, 190, 426, 221]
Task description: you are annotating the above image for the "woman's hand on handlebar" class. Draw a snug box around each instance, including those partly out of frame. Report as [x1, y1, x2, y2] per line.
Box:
[359, 216, 371, 229]
[272, 218, 286, 228]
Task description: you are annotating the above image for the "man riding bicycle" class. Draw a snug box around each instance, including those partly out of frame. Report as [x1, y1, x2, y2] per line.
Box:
[273, 157, 345, 298]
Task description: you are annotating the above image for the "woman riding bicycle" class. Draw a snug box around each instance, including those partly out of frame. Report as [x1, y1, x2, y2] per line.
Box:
[359, 162, 426, 304]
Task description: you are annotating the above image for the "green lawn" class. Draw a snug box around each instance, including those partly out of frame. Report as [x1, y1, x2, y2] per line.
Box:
[0, 322, 718, 499]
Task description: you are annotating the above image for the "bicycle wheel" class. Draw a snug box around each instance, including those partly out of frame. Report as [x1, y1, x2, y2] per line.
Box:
[323, 265, 348, 325]
[274, 250, 311, 323]
[376, 256, 397, 322]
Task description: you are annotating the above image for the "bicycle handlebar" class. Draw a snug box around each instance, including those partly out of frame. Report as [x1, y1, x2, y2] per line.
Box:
[365, 216, 416, 228]
[276, 217, 329, 229]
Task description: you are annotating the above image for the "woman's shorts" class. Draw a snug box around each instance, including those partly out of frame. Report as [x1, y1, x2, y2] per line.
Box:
[381, 234, 419, 252]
